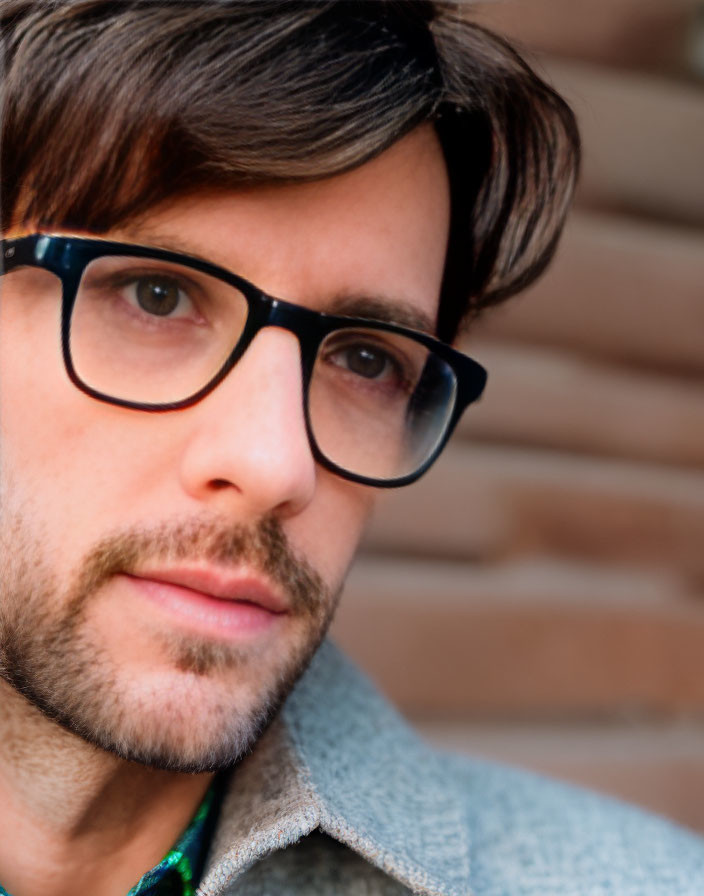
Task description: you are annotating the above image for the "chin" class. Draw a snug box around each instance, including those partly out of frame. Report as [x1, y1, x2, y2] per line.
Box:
[4, 622, 323, 773]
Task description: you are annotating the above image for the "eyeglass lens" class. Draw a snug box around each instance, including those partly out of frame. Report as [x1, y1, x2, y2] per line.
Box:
[66, 255, 459, 482]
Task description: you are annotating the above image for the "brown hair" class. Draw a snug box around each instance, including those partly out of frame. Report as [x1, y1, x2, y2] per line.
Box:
[0, 0, 580, 339]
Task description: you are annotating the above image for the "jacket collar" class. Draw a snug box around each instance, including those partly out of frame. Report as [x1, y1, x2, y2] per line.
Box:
[198, 641, 471, 896]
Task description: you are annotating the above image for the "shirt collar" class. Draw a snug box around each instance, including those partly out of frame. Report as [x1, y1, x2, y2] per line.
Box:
[198, 641, 471, 896]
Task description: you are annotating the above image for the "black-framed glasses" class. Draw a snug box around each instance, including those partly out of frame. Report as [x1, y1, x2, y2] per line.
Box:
[1, 233, 487, 487]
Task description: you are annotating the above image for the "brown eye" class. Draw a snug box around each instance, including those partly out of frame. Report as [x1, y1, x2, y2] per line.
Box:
[343, 345, 388, 379]
[135, 276, 182, 316]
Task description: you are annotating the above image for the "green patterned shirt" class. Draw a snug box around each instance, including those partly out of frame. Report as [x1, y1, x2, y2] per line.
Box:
[0, 780, 219, 896]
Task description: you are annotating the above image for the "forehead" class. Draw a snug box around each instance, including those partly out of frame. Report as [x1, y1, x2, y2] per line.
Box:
[114, 126, 450, 331]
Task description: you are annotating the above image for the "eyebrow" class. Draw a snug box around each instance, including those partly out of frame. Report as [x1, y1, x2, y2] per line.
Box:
[325, 294, 435, 334]
[122, 227, 437, 335]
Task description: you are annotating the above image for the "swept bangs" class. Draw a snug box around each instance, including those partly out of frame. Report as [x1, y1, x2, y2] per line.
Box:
[0, 0, 580, 336]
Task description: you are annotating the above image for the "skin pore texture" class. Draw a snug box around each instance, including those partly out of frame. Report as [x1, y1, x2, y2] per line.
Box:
[0, 125, 450, 896]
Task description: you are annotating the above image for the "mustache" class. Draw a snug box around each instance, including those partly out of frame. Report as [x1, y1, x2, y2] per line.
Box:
[67, 514, 327, 617]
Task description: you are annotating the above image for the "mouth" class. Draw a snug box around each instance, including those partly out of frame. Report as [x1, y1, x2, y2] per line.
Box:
[120, 566, 289, 639]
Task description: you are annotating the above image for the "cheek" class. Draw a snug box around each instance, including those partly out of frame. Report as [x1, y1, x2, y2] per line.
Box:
[0, 364, 173, 550]
[286, 473, 376, 585]
[0, 296, 178, 511]
[1, 347, 101, 498]
[0, 277, 84, 488]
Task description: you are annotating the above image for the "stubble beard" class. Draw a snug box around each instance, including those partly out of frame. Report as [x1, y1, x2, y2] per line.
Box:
[0, 511, 338, 773]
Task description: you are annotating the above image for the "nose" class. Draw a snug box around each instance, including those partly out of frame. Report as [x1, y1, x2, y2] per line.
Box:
[177, 327, 317, 519]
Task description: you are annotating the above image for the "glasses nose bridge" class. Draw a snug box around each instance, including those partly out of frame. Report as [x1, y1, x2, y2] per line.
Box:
[245, 293, 323, 378]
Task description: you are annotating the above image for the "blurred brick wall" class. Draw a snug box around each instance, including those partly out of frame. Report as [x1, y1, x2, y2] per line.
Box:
[332, 0, 704, 831]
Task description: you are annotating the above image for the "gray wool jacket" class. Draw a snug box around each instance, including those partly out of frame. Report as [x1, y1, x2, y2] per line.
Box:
[195, 641, 704, 896]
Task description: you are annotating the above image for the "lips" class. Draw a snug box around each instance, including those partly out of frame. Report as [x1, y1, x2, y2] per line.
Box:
[126, 567, 289, 614]
[118, 566, 290, 641]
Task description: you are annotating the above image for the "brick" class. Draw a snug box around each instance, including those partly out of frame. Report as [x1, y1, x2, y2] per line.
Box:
[471, 211, 704, 374]
[456, 340, 704, 469]
[469, 0, 700, 78]
[416, 720, 704, 832]
[333, 557, 704, 715]
[546, 60, 704, 227]
[364, 443, 704, 580]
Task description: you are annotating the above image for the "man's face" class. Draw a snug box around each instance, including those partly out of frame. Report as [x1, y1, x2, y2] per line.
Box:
[0, 126, 450, 771]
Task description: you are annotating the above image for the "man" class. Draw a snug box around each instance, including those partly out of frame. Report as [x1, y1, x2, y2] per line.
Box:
[0, 2, 702, 895]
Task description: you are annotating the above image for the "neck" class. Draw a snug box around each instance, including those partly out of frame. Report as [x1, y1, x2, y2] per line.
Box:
[0, 680, 212, 896]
